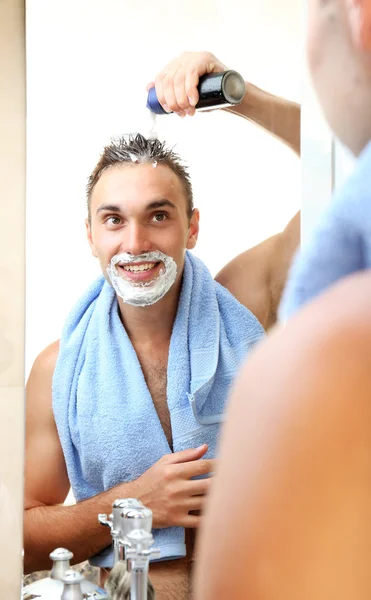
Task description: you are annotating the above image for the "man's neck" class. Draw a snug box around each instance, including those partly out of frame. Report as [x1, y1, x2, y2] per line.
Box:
[117, 280, 181, 348]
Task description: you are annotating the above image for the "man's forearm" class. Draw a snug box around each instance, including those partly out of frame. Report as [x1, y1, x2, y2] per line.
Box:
[24, 480, 141, 574]
[225, 82, 301, 156]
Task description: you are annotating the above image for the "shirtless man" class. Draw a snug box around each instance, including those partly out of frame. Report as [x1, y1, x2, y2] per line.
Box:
[195, 4, 371, 598]
[24, 51, 300, 599]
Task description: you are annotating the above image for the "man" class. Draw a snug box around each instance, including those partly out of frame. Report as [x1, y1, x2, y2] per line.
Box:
[195, 4, 371, 599]
[24, 51, 300, 599]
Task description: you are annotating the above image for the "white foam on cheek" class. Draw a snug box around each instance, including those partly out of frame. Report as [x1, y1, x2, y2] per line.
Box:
[152, 161, 157, 168]
[106, 251, 177, 307]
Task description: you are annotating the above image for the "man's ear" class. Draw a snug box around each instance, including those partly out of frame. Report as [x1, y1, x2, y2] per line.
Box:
[346, 0, 371, 51]
[85, 219, 98, 257]
[186, 209, 200, 250]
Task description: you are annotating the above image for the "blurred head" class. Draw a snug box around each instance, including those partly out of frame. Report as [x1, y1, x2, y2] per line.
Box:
[307, 0, 371, 155]
[86, 135, 199, 307]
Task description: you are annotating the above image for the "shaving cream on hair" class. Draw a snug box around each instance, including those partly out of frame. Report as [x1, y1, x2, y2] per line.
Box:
[106, 251, 177, 307]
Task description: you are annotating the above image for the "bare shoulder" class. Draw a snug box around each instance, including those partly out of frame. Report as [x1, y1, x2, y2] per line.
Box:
[32, 339, 60, 374]
[215, 213, 300, 330]
[26, 339, 60, 426]
[25, 339, 70, 508]
[27, 340, 59, 395]
[26, 340, 61, 437]
[215, 238, 276, 328]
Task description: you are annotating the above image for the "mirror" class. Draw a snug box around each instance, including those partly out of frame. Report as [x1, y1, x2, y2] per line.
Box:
[23, 0, 301, 596]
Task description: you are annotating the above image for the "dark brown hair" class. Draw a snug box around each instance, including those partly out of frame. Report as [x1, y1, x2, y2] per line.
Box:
[86, 133, 194, 221]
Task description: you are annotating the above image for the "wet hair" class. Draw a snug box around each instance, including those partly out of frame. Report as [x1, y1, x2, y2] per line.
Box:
[86, 133, 194, 221]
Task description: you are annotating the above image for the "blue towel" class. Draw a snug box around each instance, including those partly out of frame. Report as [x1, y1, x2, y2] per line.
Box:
[280, 140, 371, 320]
[53, 250, 264, 567]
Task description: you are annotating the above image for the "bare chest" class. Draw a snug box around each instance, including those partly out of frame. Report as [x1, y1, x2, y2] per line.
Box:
[136, 348, 172, 449]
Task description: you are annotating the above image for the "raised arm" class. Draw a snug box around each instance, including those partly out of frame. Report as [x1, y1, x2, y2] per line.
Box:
[147, 51, 300, 155]
[216, 211, 300, 329]
[194, 271, 371, 600]
[149, 52, 300, 328]
[224, 81, 300, 156]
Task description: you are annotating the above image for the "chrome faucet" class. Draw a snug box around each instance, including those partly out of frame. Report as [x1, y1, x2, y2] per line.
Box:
[61, 569, 84, 600]
[120, 506, 160, 600]
[50, 547, 74, 581]
[98, 498, 144, 563]
[99, 500, 160, 600]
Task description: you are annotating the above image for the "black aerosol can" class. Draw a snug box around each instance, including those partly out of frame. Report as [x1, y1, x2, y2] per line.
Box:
[147, 70, 246, 115]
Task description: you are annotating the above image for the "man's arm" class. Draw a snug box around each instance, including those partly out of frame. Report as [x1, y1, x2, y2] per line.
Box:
[25, 343, 213, 573]
[224, 81, 300, 156]
[149, 51, 300, 156]
[194, 272, 371, 600]
[216, 212, 300, 329]
[24, 341, 143, 572]
[220, 65, 301, 323]
[150, 52, 300, 328]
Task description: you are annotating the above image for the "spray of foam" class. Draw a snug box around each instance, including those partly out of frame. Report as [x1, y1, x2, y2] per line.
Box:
[148, 111, 158, 140]
[106, 251, 177, 307]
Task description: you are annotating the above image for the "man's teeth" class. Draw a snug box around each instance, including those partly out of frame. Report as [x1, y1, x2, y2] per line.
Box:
[122, 262, 157, 272]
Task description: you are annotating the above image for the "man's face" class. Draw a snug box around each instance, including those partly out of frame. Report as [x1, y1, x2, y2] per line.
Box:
[86, 163, 199, 298]
[307, 0, 371, 155]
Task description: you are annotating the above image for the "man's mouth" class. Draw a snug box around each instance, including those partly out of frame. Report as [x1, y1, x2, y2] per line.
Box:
[120, 261, 159, 272]
[116, 261, 163, 283]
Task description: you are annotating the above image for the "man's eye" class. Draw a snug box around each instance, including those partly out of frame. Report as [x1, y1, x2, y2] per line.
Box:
[152, 213, 167, 222]
[106, 216, 122, 226]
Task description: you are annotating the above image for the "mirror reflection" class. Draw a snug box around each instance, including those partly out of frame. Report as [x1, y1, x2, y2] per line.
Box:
[23, 1, 301, 598]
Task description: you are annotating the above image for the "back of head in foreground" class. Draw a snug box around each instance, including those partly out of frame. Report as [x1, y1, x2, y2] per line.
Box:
[193, 1, 371, 598]
[280, 0, 371, 318]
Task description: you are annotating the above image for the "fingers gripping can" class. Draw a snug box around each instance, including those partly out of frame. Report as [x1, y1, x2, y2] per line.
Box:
[147, 70, 246, 115]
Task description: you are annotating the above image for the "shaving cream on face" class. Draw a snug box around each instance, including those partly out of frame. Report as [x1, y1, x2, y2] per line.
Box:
[106, 251, 178, 307]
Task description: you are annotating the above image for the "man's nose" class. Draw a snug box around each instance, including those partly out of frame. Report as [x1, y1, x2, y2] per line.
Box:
[123, 222, 152, 256]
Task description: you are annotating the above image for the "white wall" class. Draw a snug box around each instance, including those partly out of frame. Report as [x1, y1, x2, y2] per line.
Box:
[26, 0, 301, 375]
[300, 61, 334, 244]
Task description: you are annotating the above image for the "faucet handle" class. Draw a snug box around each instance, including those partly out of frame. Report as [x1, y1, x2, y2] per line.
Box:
[49, 547, 74, 580]
[49, 547, 73, 561]
[61, 569, 84, 600]
[125, 529, 161, 561]
[98, 513, 113, 530]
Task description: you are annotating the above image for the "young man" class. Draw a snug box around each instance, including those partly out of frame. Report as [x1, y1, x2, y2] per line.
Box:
[24, 51, 300, 599]
[195, 4, 371, 599]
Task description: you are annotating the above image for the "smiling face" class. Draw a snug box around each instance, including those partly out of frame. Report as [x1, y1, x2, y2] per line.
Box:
[86, 162, 199, 307]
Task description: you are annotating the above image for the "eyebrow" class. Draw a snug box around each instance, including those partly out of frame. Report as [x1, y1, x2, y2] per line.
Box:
[96, 199, 177, 216]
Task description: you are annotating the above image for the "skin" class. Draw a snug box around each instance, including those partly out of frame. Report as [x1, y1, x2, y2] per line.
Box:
[86, 163, 199, 341]
[194, 2, 371, 598]
[195, 272, 371, 600]
[24, 165, 213, 591]
[25, 51, 301, 599]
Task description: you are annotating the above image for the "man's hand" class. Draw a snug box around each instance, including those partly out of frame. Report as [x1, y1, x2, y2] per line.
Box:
[135, 444, 215, 528]
[146, 51, 227, 117]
